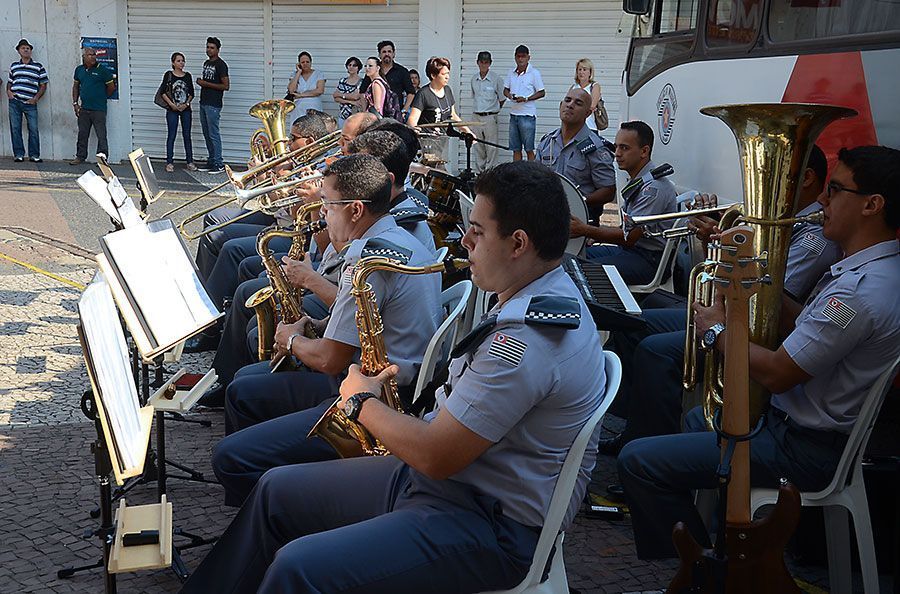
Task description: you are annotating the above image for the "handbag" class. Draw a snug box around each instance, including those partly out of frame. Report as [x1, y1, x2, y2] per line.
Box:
[154, 72, 171, 109]
[593, 96, 610, 131]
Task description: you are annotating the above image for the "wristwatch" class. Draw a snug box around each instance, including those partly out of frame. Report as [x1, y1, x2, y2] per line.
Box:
[343, 391, 377, 422]
[701, 323, 726, 351]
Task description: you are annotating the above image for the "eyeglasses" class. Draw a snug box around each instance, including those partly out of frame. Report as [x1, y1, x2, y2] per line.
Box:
[320, 199, 371, 213]
[826, 181, 871, 198]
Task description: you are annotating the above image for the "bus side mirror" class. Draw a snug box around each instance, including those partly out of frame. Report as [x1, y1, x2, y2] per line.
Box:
[623, 0, 652, 15]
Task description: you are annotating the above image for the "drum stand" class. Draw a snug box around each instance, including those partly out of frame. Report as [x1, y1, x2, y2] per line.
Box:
[446, 123, 507, 194]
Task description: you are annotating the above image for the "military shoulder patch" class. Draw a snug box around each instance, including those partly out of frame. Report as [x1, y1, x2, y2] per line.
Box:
[800, 232, 827, 255]
[488, 332, 528, 366]
[524, 296, 581, 329]
[360, 238, 413, 264]
[404, 188, 429, 209]
[822, 296, 856, 328]
[576, 137, 597, 156]
[390, 203, 429, 225]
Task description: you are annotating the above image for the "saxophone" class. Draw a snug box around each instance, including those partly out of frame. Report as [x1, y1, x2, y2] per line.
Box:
[246, 200, 325, 362]
[308, 256, 469, 457]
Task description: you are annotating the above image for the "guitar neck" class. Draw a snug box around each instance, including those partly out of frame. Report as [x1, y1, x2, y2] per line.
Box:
[722, 295, 751, 525]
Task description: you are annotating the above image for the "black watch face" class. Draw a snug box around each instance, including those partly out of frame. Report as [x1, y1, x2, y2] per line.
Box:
[703, 329, 716, 349]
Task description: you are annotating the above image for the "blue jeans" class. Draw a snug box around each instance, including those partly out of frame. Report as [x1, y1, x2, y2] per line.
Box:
[508, 114, 536, 152]
[199, 104, 223, 167]
[165, 108, 193, 164]
[585, 244, 660, 285]
[8, 98, 40, 158]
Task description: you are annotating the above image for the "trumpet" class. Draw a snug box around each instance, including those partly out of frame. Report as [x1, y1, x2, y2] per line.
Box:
[236, 172, 324, 213]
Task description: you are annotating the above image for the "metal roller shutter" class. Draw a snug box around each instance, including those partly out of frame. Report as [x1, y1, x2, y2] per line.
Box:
[271, 0, 420, 122]
[457, 0, 632, 170]
[127, 0, 266, 164]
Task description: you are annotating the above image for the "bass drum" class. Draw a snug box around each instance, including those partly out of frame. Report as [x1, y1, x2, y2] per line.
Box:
[558, 173, 588, 256]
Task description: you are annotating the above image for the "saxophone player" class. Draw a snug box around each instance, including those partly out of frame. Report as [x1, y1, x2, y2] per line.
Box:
[181, 161, 607, 594]
[212, 154, 442, 503]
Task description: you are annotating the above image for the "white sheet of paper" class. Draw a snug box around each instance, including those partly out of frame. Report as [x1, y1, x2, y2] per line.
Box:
[78, 171, 121, 223]
[107, 177, 144, 228]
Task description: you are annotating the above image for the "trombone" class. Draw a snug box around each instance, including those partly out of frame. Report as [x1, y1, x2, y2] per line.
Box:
[629, 204, 824, 239]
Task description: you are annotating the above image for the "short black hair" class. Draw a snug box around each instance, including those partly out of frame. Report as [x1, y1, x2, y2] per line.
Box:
[324, 154, 392, 216]
[298, 51, 312, 62]
[477, 51, 492, 63]
[515, 44, 529, 55]
[619, 121, 654, 156]
[838, 145, 900, 230]
[806, 144, 827, 185]
[291, 114, 328, 141]
[348, 130, 411, 188]
[206, 37, 221, 49]
[377, 40, 395, 53]
[474, 162, 569, 261]
[346, 56, 362, 70]
[306, 109, 337, 131]
[367, 118, 421, 163]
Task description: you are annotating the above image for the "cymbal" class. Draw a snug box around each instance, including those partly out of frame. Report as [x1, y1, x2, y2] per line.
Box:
[417, 121, 484, 129]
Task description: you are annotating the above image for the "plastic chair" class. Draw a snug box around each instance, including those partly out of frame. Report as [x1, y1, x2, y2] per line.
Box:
[627, 216, 688, 295]
[750, 354, 900, 594]
[434, 246, 449, 261]
[410, 280, 473, 412]
[481, 351, 622, 594]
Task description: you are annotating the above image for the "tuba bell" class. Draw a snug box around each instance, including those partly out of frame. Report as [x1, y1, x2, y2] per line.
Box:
[249, 99, 295, 158]
[683, 103, 856, 428]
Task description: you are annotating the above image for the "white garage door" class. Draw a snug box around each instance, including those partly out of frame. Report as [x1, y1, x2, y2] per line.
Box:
[271, 0, 420, 122]
[457, 0, 633, 169]
[127, 0, 266, 164]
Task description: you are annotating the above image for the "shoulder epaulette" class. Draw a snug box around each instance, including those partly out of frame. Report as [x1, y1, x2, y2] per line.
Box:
[360, 237, 413, 264]
[404, 187, 429, 209]
[390, 203, 429, 225]
[576, 136, 597, 156]
[523, 296, 581, 329]
[599, 137, 616, 154]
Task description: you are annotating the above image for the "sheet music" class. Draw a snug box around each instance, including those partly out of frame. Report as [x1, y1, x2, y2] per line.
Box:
[77, 171, 143, 228]
[100, 220, 220, 355]
[107, 177, 144, 227]
[79, 277, 144, 471]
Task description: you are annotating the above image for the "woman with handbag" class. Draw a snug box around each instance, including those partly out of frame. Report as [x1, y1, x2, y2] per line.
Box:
[572, 58, 608, 132]
[157, 52, 196, 172]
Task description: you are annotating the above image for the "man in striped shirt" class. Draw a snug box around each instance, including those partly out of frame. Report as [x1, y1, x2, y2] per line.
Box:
[6, 39, 48, 163]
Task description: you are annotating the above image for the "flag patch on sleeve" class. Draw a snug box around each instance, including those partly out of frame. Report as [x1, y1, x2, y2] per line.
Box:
[800, 232, 827, 255]
[488, 333, 527, 366]
[822, 297, 856, 328]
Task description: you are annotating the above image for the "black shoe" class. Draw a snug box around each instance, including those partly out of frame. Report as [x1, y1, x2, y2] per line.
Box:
[183, 332, 220, 354]
[606, 483, 626, 503]
[14, 157, 24, 162]
[196, 383, 225, 408]
[597, 433, 625, 457]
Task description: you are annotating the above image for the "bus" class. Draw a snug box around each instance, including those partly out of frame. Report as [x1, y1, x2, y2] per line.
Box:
[619, 0, 900, 199]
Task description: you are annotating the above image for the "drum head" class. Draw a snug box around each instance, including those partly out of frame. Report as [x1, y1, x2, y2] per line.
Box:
[557, 174, 589, 256]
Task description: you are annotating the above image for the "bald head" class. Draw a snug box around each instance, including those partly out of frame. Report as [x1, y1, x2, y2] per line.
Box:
[559, 87, 592, 126]
[340, 112, 379, 154]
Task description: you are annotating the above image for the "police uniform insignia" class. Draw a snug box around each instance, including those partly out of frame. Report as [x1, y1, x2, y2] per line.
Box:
[389, 203, 428, 225]
[800, 232, 826, 255]
[404, 188, 429, 209]
[360, 238, 412, 264]
[524, 296, 581, 329]
[823, 296, 856, 328]
[576, 137, 597, 156]
[488, 332, 527, 366]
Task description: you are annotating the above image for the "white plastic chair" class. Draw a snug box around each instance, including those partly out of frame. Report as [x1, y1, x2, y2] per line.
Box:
[410, 280, 473, 413]
[434, 246, 449, 261]
[627, 216, 688, 295]
[482, 351, 623, 594]
[750, 354, 900, 594]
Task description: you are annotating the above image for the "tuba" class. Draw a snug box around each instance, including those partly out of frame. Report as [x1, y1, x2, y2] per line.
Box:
[308, 256, 470, 457]
[683, 103, 856, 428]
[249, 99, 295, 158]
[246, 200, 326, 362]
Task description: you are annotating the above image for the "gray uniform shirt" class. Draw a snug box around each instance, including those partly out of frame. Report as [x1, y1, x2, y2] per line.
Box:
[429, 266, 606, 529]
[622, 161, 678, 253]
[391, 190, 436, 253]
[783, 202, 842, 302]
[536, 125, 616, 218]
[324, 215, 442, 387]
[773, 240, 900, 433]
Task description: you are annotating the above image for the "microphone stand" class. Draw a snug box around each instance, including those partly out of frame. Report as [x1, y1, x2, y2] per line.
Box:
[445, 122, 507, 195]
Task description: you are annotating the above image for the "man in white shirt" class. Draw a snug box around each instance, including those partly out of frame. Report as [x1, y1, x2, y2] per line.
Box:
[503, 45, 545, 162]
[470, 51, 505, 172]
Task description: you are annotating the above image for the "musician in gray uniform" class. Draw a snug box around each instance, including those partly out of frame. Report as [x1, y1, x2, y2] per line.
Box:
[181, 160, 607, 594]
[536, 87, 616, 220]
[571, 121, 677, 285]
[618, 145, 900, 559]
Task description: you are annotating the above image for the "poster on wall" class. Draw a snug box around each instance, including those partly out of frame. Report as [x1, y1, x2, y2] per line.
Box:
[81, 37, 119, 100]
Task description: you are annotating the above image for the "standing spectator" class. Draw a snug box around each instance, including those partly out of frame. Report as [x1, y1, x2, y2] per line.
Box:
[503, 44, 545, 161]
[469, 50, 505, 172]
[409, 69, 421, 91]
[160, 52, 196, 172]
[360, 41, 416, 117]
[572, 58, 602, 132]
[287, 51, 326, 114]
[197, 36, 229, 174]
[70, 47, 116, 166]
[332, 56, 362, 128]
[408, 57, 471, 165]
[362, 56, 389, 116]
[7, 39, 48, 163]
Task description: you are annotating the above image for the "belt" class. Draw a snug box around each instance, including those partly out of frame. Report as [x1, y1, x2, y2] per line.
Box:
[769, 407, 848, 449]
[474, 111, 498, 116]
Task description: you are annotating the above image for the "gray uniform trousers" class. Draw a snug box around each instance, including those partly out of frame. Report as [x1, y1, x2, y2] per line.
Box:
[618, 406, 847, 559]
[196, 206, 274, 280]
[180, 456, 538, 594]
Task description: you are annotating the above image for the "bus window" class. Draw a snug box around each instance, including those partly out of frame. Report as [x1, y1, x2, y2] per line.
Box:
[627, 0, 698, 91]
[768, 0, 900, 43]
[658, 0, 699, 33]
[706, 0, 763, 47]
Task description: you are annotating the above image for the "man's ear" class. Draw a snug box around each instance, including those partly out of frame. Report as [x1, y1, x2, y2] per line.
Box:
[862, 192, 886, 219]
[510, 229, 530, 257]
[800, 167, 815, 189]
[387, 172, 396, 187]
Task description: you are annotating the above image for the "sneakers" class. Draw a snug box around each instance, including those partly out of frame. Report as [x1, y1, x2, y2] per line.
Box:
[196, 164, 212, 172]
[68, 158, 84, 166]
[14, 157, 24, 162]
[30, 157, 42, 163]
[208, 166, 225, 174]
[165, 163, 175, 173]
[185, 162, 198, 171]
